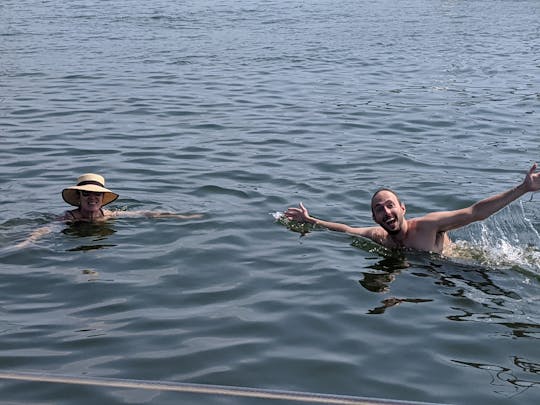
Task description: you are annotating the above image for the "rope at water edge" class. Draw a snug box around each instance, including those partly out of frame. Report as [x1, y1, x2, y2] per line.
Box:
[0, 370, 447, 405]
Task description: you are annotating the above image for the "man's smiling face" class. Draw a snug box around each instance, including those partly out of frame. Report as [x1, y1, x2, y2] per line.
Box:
[371, 189, 406, 235]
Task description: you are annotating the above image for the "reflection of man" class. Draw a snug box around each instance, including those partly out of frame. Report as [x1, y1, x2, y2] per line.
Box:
[359, 256, 409, 293]
[286, 164, 540, 254]
[367, 297, 433, 315]
[360, 272, 396, 293]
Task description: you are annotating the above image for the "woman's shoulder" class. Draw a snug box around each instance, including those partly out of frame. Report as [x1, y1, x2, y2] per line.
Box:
[63, 209, 79, 220]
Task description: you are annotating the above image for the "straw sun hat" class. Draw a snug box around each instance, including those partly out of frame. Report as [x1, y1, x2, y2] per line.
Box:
[62, 173, 119, 207]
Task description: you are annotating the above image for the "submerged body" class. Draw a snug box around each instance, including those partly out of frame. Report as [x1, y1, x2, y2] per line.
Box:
[363, 215, 452, 254]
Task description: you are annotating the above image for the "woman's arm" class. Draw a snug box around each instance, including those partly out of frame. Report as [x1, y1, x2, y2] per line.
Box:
[108, 210, 203, 219]
[15, 226, 53, 248]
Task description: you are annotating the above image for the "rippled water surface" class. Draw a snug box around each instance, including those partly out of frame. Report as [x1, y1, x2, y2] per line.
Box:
[1, 0, 540, 404]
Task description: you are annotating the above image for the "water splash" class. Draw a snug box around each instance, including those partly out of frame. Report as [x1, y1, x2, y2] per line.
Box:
[271, 211, 314, 235]
[270, 211, 284, 221]
[449, 201, 540, 274]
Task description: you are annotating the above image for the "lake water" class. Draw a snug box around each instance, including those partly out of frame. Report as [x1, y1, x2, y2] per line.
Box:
[1, 0, 540, 404]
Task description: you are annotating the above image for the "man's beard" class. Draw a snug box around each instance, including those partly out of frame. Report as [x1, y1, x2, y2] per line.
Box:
[385, 226, 401, 235]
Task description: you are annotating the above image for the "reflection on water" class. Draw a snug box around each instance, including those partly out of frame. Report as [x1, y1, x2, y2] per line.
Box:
[67, 244, 116, 252]
[435, 261, 521, 301]
[453, 357, 540, 399]
[359, 256, 410, 293]
[499, 322, 540, 340]
[62, 221, 117, 251]
[360, 271, 398, 294]
[365, 254, 410, 272]
[367, 297, 434, 315]
[356, 249, 434, 313]
[352, 239, 540, 343]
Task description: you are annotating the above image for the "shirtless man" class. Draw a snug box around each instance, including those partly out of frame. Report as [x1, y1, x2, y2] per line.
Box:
[285, 163, 540, 254]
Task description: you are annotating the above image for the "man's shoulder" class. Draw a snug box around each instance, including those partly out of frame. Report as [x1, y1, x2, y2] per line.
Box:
[408, 215, 449, 235]
[344, 225, 382, 239]
[410, 213, 446, 226]
[362, 226, 389, 241]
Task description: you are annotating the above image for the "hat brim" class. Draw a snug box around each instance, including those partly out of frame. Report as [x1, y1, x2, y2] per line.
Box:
[62, 185, 119, 207]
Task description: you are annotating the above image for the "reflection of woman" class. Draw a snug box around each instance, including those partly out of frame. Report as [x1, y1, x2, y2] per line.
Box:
[17, 173, 202, 247]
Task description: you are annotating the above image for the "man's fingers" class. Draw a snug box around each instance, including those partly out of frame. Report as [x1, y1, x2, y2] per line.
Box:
[285, 203, 307, 220]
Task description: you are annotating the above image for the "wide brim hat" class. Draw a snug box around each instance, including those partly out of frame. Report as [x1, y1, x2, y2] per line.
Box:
[62, 173, 119, 207]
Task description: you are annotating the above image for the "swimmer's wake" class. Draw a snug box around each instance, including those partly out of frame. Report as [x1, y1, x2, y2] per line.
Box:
[444, 201, 540, 273]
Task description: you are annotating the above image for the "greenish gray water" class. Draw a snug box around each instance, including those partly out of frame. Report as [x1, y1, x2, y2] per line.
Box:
[1, 0, 540, 404]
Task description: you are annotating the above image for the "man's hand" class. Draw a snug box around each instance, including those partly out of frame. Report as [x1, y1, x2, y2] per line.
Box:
[285, 202, 314, 223]
[523, 163, 540, 192]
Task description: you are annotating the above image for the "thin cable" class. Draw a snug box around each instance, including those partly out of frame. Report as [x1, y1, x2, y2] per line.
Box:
[0, 370, 446, 405]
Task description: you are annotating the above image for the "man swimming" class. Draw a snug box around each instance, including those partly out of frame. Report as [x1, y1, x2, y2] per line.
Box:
[285, 163, 540, 254]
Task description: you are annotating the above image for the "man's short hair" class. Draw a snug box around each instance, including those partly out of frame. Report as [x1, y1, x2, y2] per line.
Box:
[371, 188, 402, 213]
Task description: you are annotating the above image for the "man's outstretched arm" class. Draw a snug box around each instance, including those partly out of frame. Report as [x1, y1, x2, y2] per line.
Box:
[285, 202, 376, 237]
[424, 163, 540, 232]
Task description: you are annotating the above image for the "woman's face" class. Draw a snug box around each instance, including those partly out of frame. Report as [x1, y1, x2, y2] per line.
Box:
[79, 190, 104, 212]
